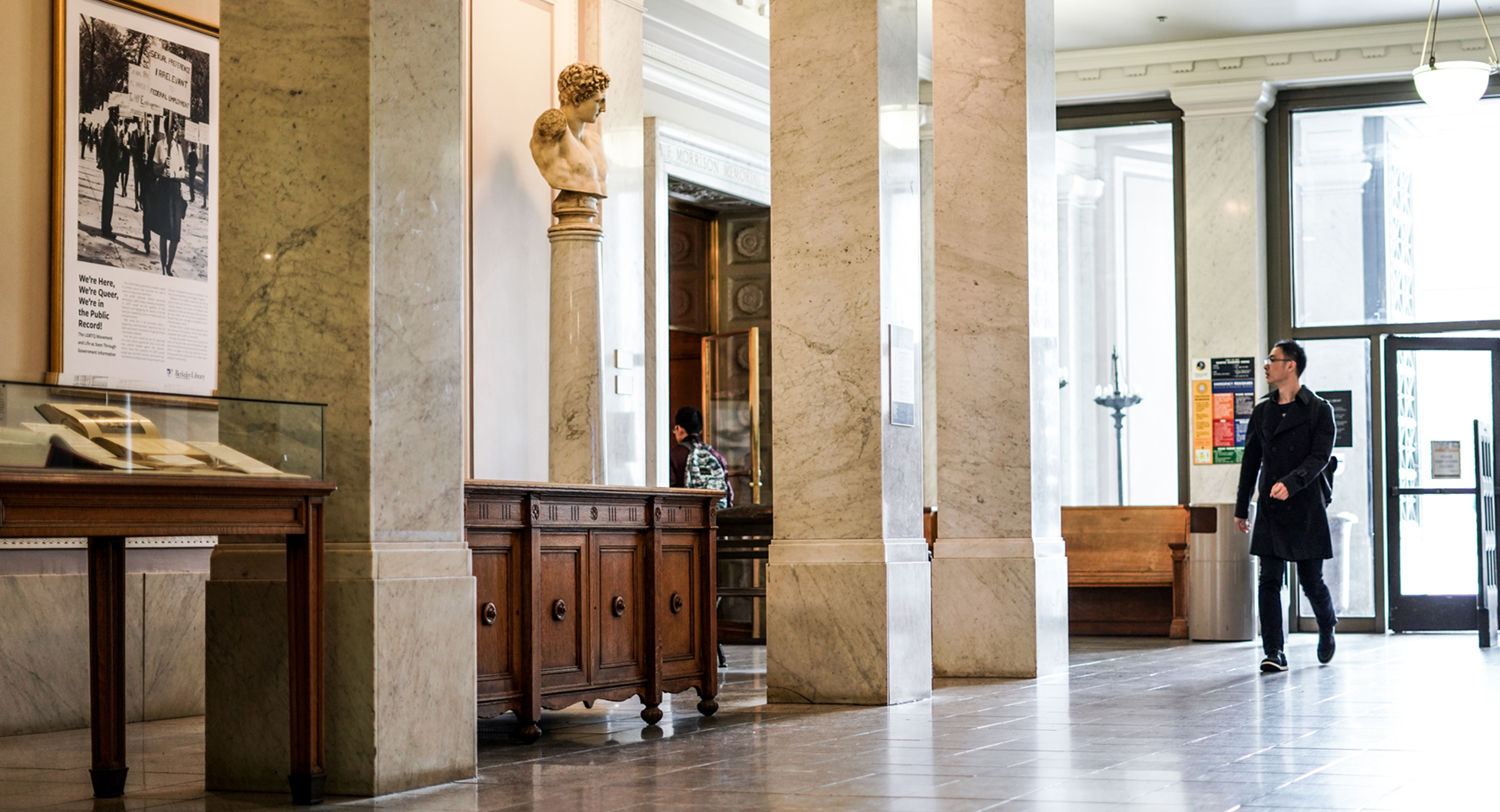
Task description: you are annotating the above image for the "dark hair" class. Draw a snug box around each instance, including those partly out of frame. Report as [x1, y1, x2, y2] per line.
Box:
[673, 406, 703, 436]
[1274, 339, 1307, 377]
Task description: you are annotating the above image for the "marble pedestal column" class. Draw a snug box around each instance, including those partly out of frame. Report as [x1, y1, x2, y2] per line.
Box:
[930, 0, 1068, 679]
[549, 192, 605, 484]
[209, 0, 475, 796]
[1174, 81, 1275, 504]
[765, 0, 930, 706]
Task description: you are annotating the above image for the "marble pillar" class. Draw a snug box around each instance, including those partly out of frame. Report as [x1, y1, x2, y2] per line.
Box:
[930, 0, 1068, 679]
[766, 0, 931, 706]
[548, 194, 606, 484]
[1174, 81, 1276, 504]
[211, 0, 474, 796]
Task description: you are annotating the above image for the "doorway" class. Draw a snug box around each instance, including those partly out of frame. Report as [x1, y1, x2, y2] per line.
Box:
[1383, 337, 1500, 631]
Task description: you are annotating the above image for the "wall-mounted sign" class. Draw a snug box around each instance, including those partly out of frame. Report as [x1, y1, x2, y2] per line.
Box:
[1192, 356, 1256, 465]
[1432, 440, 1463, 479]
[1321, 390, 1354, 448]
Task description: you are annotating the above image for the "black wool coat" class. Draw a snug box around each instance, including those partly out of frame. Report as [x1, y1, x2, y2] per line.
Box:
[1234, 386, 1337, 561]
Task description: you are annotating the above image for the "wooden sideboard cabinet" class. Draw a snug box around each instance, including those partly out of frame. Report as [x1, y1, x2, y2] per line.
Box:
[464, 481, 720, 741]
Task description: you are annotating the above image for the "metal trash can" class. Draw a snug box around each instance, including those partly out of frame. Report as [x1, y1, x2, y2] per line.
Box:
[1188, 503, 1257, 641]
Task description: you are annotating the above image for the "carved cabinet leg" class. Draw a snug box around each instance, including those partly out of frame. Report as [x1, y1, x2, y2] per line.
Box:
[696, 687, 719, 717]
[640, 704, 664, 726]
[87, 536, 128, 799]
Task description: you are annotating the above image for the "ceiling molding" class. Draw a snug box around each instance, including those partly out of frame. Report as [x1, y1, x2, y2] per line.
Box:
[1058, 18, 1497, 101]
[643, 40, 770, 129]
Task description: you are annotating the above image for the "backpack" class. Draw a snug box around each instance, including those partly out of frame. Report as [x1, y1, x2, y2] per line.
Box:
[1320, 454, 1339, 506]
[1313, 393, 1338, 506]
[683, 441, 733, 508]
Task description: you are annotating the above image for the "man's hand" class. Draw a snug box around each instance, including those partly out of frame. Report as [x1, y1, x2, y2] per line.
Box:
[1269, 482, 1289, 500]
[1235, 517, 1250, 534]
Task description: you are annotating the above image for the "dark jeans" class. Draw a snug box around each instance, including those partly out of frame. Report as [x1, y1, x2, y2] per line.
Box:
[1258, 555, 1337, 656]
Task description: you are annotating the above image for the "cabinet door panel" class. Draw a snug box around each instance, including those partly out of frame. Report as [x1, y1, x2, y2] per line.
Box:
[539, 533, 588, 689]
[596, 532, 644, 683]
[660, 532, 700, 676]
[473, 532, 515, 699]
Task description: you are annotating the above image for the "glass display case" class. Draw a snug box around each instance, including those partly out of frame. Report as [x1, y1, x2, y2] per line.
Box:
[0, 380, 323, 479]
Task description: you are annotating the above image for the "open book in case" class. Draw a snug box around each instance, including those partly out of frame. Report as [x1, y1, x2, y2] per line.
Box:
[0, 380, 322, 479]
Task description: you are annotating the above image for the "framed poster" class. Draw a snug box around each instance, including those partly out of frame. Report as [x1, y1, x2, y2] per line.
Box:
[51, 0, 218, 395]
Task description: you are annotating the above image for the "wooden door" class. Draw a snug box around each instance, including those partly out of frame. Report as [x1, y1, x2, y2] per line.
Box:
[538, 533, 590, 691]
[659, 531, 701, 679]
[595, 532, 645, 684]
[471, 531, 517, 704]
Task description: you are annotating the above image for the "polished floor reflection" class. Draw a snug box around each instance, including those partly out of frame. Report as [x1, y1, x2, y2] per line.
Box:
[2, 634, 1496, 810]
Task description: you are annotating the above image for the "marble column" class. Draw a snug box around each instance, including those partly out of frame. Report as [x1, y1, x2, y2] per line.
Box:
[766, 0, 931, 706]
[209, 0, 474, 796]
[929, 0, 1068, 679]
[548, 195, 606, 484]
[1174, 81, 1275, 503]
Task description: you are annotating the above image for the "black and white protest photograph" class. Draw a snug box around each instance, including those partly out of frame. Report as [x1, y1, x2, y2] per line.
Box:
[71, 6, 214, 282]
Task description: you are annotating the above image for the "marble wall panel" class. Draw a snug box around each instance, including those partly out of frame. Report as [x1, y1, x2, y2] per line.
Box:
[143, 572, 207, 721]
[371, 576, 476, 792]
[219, 0, 373, 543]
[0, 572, 208, 736]
[767, 561, 931, 705]
[769, 0, 921, 544]
[1183, 112, 1268, 504]
[369, 0, 466, 542]
[931, 553, 1068, 678]
[931, 0, 1059, 543]
[0, 575, 89, 736]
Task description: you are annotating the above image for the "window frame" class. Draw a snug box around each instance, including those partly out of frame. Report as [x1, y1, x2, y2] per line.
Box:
[1057, 99, 1189, 506]
[1266, 78, 1500, 633]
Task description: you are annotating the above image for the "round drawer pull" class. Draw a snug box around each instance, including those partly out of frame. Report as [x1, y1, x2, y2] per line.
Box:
[670, 592, 684, 614]
[481, 602, 498, 626]
[552, 599, 568, 621]
[612, 596, 627, 617]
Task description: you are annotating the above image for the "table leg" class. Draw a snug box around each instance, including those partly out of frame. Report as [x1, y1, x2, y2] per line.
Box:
[87, 536, 128, 798]
[286, 500, 326, 805]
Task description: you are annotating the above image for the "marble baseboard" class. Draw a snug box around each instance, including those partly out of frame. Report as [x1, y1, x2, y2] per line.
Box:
[931, 550, 1068, 678]
[0, 572, 204, 736]
[206, 575, 475, 796]
[766, 559, 932, 706]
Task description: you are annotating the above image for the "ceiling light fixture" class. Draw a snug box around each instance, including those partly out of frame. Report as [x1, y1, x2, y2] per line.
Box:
[1413, 0, 1499, 108]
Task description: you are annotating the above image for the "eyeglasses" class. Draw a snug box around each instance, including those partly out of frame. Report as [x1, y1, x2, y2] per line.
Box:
[1263, 356, 1294, 365]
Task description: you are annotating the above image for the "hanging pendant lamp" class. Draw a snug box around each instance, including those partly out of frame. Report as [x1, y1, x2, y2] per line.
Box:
[1413, 0, 1500, 108]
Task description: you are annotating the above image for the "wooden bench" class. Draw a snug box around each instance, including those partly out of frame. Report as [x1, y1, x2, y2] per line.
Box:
[1062, 505, 1189, 638]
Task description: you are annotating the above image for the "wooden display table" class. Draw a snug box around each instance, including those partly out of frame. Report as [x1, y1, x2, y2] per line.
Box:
[0, 472, 335, 804]
[465, 481, 719, 741]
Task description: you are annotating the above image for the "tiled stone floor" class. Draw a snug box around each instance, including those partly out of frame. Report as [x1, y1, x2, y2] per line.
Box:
[2, 634, 1497, 810]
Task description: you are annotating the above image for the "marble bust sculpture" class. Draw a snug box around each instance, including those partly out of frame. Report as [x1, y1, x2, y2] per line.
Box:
[530, 63, 611, 198]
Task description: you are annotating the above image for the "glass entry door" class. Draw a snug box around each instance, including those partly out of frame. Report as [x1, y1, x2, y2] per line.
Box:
[702, 328, 762, 504]
[1383, 337, 1500, 631]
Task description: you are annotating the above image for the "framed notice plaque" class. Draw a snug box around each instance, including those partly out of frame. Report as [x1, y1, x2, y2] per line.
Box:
[51, 0, 218, 395]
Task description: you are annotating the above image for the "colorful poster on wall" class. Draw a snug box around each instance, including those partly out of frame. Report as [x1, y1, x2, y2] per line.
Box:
[1191, 356, 1256, 464]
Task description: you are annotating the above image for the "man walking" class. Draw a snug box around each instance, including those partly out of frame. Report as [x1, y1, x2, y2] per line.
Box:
[98, 107, 123, 240]
[1234, 340, 1338, 673]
